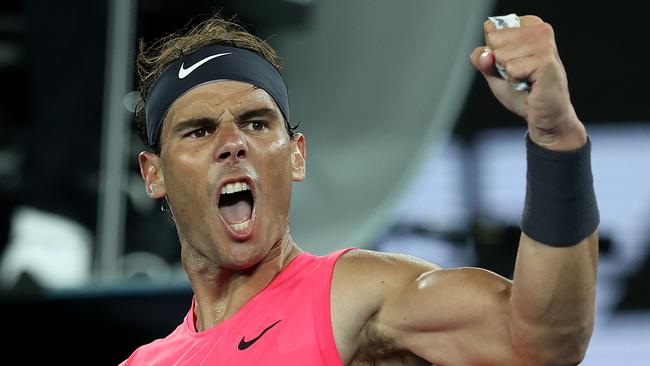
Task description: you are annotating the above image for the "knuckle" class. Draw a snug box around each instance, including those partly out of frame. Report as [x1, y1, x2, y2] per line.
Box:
[505, 61, 518, 75]
[492, 48, 503, 62]
[539, 22, 555, 37]
[539, 55, 557, 70]
[506, 62, 526, 80]
[520, 15, 544, 28]
[539, 41, 557, 56]
[486, 31, 498, 42]
[484, 19, 495, 32]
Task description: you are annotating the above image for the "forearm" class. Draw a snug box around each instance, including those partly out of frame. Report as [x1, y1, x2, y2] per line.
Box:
[510, 125, 599, 364]
[511, 233, 598, 364]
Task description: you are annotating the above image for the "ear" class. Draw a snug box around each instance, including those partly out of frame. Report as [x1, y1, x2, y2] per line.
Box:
[290, 133, 306, 182]
[138, 151, 167, 199]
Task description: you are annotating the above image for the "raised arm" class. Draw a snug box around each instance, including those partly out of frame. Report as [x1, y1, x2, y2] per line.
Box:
[473, 14, 599, 364]
[349, 15, 598, 366]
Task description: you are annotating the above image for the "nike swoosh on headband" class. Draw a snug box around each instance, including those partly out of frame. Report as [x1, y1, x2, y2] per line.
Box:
[178, 52, 232, 79]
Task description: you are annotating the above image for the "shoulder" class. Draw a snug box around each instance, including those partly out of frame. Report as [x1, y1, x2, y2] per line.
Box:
[333, 249, 442, 291]
[119, 323, 187, 365]
[120, 338, 166, 365]
[331, 248, 443, 328]
[329, 249, 441, 362]
[332, 248, 441, 296]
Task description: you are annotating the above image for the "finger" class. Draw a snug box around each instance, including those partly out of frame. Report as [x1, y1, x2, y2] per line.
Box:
[502, 55, 537, 84]
[483, 19, 497, 48]
[519, 15, 544, 27]
[493, 43, 536, 69]
[470, 46, 501, 80]
[470, 46, 520, 100]
[487, 22, 552, 51]
[483, 19, 497, 35]
[486, 15, 546, 50]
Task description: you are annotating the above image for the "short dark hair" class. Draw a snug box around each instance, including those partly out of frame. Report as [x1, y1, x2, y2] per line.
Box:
[134, 13, 298, 153]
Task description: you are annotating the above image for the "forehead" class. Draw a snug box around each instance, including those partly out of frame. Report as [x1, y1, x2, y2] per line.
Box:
[165, 80, 279, 124]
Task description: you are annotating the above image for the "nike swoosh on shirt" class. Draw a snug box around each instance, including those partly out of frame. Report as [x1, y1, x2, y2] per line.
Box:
[177, 52, 231, 79]
[238, 320, 282, 350]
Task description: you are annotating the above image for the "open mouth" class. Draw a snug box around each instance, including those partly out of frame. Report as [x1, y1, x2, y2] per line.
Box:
[218, 180, 255, 238]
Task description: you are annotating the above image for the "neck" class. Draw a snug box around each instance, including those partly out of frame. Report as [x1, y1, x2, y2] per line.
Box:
[182, 229, 302, 332]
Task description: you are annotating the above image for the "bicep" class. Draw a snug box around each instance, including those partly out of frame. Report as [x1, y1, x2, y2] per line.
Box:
[376, 267, 519, 365]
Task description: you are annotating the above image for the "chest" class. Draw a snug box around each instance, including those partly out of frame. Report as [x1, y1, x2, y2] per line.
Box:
[194, 292, 328, 364]
[140, 279, 341, 365]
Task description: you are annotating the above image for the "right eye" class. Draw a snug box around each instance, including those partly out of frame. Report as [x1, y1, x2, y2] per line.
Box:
[185, 126, 214, 138]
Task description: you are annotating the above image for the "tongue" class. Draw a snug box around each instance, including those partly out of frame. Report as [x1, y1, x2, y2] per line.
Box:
[219, 198, 252, 224]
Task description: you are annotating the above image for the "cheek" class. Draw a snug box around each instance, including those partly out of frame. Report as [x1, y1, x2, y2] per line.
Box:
[163, 155, 211, 209]
[256, 141, 293, 205]
[268, 141, 293, 182]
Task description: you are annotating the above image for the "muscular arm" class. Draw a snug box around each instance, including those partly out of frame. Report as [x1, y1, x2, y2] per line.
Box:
[481, 15, 599, 362]
[364, 232, 596, 365]
[343, 15, 597, 366]
[511, 233, 598, 364]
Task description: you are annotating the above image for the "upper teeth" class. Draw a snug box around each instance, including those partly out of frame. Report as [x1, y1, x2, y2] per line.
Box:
[221, 181, 250, 195]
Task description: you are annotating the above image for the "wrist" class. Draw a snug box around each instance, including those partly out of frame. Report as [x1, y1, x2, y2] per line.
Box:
[528, 110, 588, 151]
[521, 134, 599, 247]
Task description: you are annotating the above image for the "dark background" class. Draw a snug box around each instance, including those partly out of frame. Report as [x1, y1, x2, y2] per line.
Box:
[0, 0, 648, 363]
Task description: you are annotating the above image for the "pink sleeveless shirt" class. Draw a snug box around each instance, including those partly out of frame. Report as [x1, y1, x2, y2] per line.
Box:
[120, 248, 353, 365]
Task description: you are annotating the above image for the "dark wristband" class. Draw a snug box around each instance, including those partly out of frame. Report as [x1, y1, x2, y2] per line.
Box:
[520, 134, 599, 247]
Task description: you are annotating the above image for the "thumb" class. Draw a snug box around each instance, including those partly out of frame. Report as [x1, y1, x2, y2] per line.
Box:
[470, 46, 527, 119]
[470, 47, 499, 78]
[471, 46, 515, 94]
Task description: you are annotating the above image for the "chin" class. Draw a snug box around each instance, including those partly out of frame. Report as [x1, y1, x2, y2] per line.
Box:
[221, 241, 268, 270]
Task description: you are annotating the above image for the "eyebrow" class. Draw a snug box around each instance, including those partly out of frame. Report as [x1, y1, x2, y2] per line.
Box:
[171, 117, 217, 135]
[172, 107, 280, 134]
[238, 107, 279, 122]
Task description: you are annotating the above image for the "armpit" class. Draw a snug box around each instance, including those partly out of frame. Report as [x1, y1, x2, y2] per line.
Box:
[350, 320, 431, 366]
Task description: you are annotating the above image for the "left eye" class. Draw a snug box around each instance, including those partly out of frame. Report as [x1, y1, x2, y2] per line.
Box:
[245, 121, 267, 131]
[186, 128, 211, 138]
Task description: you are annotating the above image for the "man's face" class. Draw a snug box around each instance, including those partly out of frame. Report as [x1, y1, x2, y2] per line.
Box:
[139, 81, 305, 269]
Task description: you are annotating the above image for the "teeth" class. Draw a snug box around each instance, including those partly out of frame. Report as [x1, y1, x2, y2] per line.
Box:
[230, 220, 250, 232]
[221, 181, 250, 195]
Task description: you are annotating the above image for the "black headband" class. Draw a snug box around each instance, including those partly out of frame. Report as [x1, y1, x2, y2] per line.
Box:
[145, 44, 290, 147]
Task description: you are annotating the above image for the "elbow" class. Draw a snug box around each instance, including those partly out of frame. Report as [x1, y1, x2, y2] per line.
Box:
[552, 321, 594, 365]
[523, 341, 589, 366]
[513, 322, 594, 366]
[565, 349, 588, 366]
[537, 348, 587, 366]
[547, 338, 589, 366]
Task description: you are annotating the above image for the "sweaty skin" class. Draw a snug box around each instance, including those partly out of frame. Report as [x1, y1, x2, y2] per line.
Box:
[138, 15, 597, 366]
[139, 81, 306, 330]
[329, 16, 597, 365]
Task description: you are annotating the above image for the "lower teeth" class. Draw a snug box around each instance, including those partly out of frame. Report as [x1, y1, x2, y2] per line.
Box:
[230, 220, 250, 232]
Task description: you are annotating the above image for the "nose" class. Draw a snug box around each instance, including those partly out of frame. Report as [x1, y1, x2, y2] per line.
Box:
[215, 124, 247, 163]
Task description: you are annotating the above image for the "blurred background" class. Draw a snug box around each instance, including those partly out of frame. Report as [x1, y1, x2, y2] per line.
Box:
[0, 0, 648, 364]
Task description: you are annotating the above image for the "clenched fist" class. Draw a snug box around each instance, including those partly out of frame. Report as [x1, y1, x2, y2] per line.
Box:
[471, 15, 587, 151]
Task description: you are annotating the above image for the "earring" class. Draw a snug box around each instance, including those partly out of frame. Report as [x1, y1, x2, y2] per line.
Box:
[160, 197, 171, 212]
